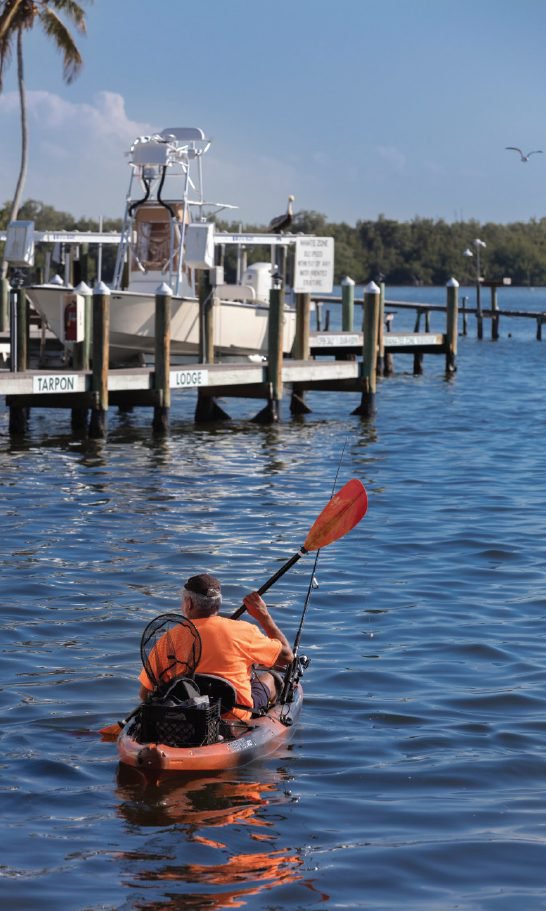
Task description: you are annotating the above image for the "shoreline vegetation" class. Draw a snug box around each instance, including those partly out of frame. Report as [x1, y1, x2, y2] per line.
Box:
[2, 198, 546, 287]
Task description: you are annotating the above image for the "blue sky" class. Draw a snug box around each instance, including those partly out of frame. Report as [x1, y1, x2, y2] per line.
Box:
[1, 0, 546, 227]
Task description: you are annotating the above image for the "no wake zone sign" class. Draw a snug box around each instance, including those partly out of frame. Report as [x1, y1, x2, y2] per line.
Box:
[293, 237, 334, 294]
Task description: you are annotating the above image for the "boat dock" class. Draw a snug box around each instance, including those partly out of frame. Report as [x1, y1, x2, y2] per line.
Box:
[0, 281, 459, 437]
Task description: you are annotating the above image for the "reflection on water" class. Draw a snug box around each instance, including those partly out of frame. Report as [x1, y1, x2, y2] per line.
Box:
[115, 771, 329, 910]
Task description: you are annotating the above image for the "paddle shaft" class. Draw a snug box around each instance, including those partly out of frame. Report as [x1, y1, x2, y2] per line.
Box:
[230, 547, 307, 619]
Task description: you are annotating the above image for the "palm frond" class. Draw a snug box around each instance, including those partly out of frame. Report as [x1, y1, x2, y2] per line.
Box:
[0, 0, 33, 43]
[39, 7, 83, 83]
[41, 0, 91, 34]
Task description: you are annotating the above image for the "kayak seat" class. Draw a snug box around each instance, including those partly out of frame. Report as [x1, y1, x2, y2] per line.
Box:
[194, 673, 238, 713]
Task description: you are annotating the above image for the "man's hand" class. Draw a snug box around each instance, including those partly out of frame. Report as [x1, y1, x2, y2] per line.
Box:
[243, 591, 270, 622]
[242, 591, 293, 665]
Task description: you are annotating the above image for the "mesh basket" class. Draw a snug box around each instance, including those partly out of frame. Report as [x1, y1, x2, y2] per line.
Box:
[138, 698, 221, 747]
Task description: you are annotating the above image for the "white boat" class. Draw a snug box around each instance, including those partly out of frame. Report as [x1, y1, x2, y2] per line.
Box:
[24, 127, 298, 365]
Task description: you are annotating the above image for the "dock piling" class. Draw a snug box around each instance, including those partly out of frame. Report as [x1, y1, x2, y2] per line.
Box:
[491, 286, 499, 340]
[253, 286, 284, 423]
[341, 277, 355, 331]
[7, 282, 28, 434]
[290, 292, 312, 414]
[153, 283, 172, 434]
[352, 282, 380, 417]
[88, 281, 110, 439]
[445, 278, 459, 374]
[0, 277, 8, 333]
[195, 270, 231, 422]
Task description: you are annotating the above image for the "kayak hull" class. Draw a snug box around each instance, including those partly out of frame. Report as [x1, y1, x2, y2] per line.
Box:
[116, 684, 303, 775]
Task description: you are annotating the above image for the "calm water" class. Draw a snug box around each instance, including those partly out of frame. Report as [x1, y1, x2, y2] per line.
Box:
[2, 286, 546, 910]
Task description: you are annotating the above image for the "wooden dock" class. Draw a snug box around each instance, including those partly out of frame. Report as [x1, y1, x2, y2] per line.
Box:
[0, 280, 459, 437]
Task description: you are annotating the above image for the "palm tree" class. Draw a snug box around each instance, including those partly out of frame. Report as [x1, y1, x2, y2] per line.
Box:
[0, 0, 91, 276]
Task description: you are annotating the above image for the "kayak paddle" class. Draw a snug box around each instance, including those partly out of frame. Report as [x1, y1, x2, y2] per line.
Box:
[230, 477, 367, 619]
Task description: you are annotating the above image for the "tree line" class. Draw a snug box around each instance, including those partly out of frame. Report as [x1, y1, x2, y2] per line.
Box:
[3, 198, 546, 287]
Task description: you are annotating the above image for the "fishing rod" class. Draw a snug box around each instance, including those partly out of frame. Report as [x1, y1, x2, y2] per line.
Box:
[280, 440, 361, 708]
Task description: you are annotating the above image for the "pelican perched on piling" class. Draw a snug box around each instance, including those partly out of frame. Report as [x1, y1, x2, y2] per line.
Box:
[505, 146, 543, 162]
[268, 195, 295, 232]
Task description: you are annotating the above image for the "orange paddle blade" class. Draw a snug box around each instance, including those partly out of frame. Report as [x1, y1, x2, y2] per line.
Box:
[100, 721, 123, 741]
[303, 479, 367, 551]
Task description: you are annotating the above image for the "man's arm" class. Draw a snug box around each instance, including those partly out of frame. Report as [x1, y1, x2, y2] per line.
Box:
[242, 591, 294, 666]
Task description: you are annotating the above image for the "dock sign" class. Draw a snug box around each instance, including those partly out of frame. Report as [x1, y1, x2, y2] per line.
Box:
[170, 368, 209, 388]
[293, 237, 334, 294]
[32, 374, 82, 394]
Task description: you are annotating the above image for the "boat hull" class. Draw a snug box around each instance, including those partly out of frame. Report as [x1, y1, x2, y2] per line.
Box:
[117, 684, 303, 775]
[25, 285, 297, 364]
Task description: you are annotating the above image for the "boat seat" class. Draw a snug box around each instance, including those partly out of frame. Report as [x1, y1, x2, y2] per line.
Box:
[194, 673, 238, 713]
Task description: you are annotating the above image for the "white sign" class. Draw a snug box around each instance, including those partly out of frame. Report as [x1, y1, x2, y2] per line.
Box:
[33, 374, 82, 393]
[170, 368, 209, 388]
[293, 237, 334, 294]
[311, 333, 361, 347]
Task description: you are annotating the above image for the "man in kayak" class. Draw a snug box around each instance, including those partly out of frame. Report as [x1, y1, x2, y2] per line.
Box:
[138, 573, 293, 721]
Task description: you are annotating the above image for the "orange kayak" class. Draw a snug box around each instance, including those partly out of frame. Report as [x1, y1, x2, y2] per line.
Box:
[117, 684, 303, 775]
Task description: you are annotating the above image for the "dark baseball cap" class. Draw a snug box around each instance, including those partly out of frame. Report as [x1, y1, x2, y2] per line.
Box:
[184, 573, 221, 598]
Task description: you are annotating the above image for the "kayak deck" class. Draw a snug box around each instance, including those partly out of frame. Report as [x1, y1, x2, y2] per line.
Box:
[117, 684, 303, 774]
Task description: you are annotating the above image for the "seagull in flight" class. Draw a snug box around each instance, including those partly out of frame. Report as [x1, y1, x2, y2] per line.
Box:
[505, 146, 543, 162]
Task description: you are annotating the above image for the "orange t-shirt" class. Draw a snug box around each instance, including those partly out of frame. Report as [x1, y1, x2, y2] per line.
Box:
[139, 615, 282, 720]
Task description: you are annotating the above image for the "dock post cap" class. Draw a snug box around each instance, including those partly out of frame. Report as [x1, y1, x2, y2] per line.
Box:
[74, 281, 92, 295]
[446, 277, 460, 288]
[93, 280, 111, 295]
[341, 276, 355, 286]
[155, 282, 173, 296]
[50, 274, 64, 286]
[364, 281, 380, 294]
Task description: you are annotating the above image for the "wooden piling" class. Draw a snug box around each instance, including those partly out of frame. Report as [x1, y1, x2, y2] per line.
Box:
[70, 282, 93, 373]
[88, 282, 110, 439]
[16, 287, 28, 372]
[377, 281, 385, 375]
[352, 282, 380, 417]
[70, 286, 91, 431]
[8, 286, 28, 434]
[476, 282, 483, 340]
[382, 284, 394, 376]
[195, 271, 231, 421]
[290, 292, 312, 415]
[253, 287, 284, 423]
[491, 286, 499, 340]
[153, 283, 172, 434]
[445, 277, 459, 374]
[0, 277, 8, 333]
[341, 277, 355, 331]
[198, 270, 214, 364]
[461, 295, 468, 336]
